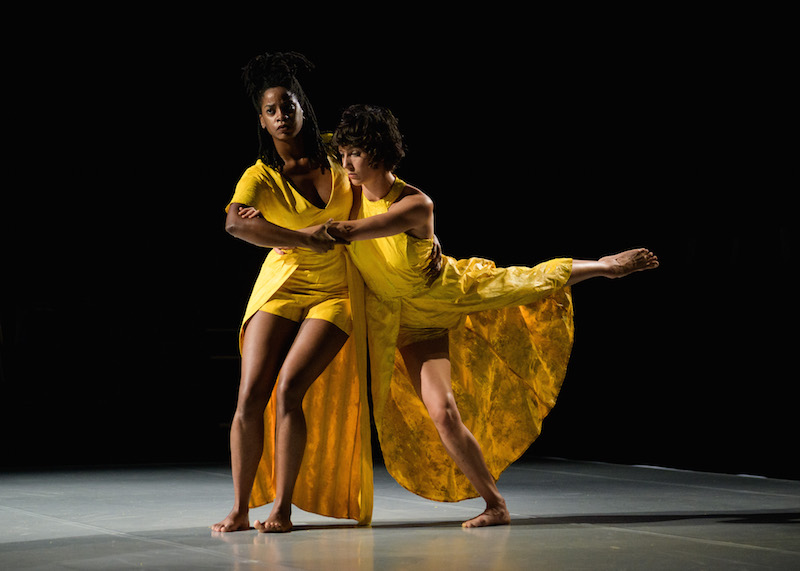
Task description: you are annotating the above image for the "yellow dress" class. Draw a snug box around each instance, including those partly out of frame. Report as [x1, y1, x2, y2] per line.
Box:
[348, 178, 575, 502]
[225, 156, 372, 524]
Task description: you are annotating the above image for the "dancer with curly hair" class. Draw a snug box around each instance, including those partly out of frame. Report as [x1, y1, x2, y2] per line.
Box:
[288, 104, 656, 527]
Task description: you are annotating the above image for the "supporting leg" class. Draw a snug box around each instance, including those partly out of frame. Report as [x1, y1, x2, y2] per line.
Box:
[254, 318, 350, 533]
[211, 312, 299, 532]
[400, 335, 511, 528]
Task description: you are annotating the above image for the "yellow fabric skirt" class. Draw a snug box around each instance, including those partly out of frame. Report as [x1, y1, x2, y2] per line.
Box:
[368, 256, 575, 502]
[241, 247, 372, 524]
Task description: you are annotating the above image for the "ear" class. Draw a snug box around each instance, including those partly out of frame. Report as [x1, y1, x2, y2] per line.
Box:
[259, 114, 267, 129]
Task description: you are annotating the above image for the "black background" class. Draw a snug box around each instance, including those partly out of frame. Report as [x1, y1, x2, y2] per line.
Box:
[2, 14, 794, 479]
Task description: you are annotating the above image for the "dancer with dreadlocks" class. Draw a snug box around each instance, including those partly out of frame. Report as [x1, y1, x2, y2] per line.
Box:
[212, 53, 372, 533]
[243, 104, 658, 527]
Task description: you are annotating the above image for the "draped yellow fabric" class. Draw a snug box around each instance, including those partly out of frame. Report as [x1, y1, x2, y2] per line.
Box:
[347, 178, 575, 502]
[225, 154, 372, 524]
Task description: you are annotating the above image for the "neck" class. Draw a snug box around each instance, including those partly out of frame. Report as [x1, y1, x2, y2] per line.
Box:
[362, 171, 396, 202]
[273, 136, 307, 168]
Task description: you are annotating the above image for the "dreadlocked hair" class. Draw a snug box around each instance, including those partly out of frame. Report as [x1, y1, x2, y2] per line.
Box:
[241, 51, 330, 172]
[332, 104, 406, 172]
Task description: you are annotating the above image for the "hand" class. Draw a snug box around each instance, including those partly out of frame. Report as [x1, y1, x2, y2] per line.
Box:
[326, 221, 351, 244]
[238, 206, 262, 219]
[305, 219, 339, 254]
[424, 234, 443, 285]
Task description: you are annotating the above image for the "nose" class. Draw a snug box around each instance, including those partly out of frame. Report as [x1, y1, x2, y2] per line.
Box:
[276, 106, 293, 123]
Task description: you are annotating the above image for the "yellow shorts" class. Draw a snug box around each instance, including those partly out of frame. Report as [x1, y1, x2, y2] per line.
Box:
[396, 326, 449, 348]
[260, 292, 352, 335]
[258, 255, 352, 335]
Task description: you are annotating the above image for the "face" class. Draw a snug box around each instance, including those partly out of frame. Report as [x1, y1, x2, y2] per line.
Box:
[259, 87, 304, 141]
[339, 146, 383, 185]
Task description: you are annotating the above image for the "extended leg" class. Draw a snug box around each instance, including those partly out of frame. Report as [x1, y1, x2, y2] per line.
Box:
[567, 248, 659, 286]
[255, 318, 350, 533]
[400, 336, 511, 528]
[211, 312, 299, 533]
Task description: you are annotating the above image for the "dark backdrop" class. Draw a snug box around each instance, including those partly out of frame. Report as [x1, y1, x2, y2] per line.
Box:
[2, 19, 794, 479]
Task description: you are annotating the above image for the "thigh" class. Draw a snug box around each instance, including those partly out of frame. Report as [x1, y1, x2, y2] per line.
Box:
[399, 335, 452, 405]
[239, 311, 300, 404]
[277, 318, 350, 402]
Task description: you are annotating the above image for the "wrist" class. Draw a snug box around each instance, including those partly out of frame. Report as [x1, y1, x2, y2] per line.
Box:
[296, 230, 314, 248]
[335, 222, 358, 242]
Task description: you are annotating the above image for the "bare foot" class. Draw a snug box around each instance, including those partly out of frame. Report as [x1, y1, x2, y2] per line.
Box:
[462, 500, 511, 528]
[254, 507, 293, 533]
[254, 516, 292, 533]
[211, 510, 250, 532]
[599, 248, 659, 278]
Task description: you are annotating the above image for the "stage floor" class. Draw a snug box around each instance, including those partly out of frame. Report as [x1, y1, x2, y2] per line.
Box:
[1, 458, 798, 570]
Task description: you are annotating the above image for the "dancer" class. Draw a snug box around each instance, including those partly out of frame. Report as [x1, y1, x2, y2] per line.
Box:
[238, 104, 658, 528]
[212, 54, 372, 534]
[322, 104, 657, 527]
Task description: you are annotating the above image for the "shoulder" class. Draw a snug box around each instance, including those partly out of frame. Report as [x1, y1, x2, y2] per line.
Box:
[397, 182, 433, 209]
[231, 161, 283, 207]
[238, 160, 280, 187]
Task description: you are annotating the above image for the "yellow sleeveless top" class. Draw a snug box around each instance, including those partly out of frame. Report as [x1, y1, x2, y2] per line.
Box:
[347, 177, 575, 502]
[347, 178, 434, 301]
[225, 155, 372, 524]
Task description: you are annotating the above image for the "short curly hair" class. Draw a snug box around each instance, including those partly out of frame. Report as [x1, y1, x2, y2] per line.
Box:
[332, 104, 406, 171]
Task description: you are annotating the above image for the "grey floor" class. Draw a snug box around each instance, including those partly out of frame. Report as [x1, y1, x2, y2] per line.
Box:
[1, 458, 798, 570]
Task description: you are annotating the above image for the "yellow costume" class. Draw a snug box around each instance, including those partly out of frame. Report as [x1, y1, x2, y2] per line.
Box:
[348, 178, 575, 502]
[225, 154, 372, 524]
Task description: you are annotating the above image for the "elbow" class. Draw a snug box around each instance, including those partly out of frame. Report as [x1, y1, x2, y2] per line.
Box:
[422, 194, 434, 216]
[225, 203, 248, 237]
[414, 195, 435, 226]
[225, 218, 242, 237]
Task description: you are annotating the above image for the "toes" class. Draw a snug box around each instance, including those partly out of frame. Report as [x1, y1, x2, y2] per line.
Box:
[254, 519, 292, 533]
[462, 516, 487, 528]
[462, 509, 511, 528]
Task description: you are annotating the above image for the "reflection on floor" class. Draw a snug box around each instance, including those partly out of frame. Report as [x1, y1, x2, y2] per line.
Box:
[2, 458, 798, 570]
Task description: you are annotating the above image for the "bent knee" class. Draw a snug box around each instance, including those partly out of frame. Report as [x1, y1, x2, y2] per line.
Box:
[235, 378, 274, 420]
[235, 391, 269, 421]
[428, 395, 462, 433]
[275, 378, 307, 414]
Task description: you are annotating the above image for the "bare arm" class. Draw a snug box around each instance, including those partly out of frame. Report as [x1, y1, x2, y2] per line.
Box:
[235, 198, 441, 278]
[327, 190, 434, 243]
[225, 203, 338, 253]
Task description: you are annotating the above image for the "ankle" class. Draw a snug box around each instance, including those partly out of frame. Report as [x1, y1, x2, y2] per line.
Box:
[270, 501, 292, 518]
[487, 495, 507, 510]
[230, 504, 249, 516]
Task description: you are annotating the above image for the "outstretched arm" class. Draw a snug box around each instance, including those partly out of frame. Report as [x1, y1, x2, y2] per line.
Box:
[236, 199, 442, 277]
[328, 190, 434, 242]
